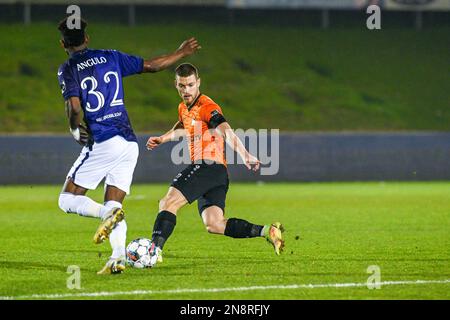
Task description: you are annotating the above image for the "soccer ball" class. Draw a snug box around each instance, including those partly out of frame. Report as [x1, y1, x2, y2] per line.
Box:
[126, 238, 152, 269]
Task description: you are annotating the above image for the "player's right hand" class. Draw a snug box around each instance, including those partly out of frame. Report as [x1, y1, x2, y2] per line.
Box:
[245, 154, 261, 172]
[71, 124, 93, 147]
[177, 37, 201, 57]
[78, 124, 92, 146]
[146, 136, 162, 150]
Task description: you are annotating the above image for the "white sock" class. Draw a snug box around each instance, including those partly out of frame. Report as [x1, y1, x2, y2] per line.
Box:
[98, 207, 113, 221]
[104, 201, 127, 259]
[261, 225, 268, 237]
[110, 220, 127, 259]
[58, 193, 103, 219]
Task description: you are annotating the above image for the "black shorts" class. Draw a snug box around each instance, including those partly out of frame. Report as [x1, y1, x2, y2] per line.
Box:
[170, 163, 229, 215]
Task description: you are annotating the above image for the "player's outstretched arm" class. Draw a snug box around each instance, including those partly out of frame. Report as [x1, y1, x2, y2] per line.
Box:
[216, 122, 260, 172]
[143, 37, 201, 73]
[146, 121, 185, 150]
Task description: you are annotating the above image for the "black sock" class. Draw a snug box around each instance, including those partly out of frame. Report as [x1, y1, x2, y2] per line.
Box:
[151, 210, 177, 249]
[224, 218, 264, 238]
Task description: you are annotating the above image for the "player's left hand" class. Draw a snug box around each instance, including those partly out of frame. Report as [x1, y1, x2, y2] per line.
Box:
[245, 154, 260, 172]
[177, 37, 201, 57]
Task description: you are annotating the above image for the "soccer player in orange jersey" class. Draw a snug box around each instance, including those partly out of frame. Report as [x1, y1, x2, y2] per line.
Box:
[145, 63, 284, 267]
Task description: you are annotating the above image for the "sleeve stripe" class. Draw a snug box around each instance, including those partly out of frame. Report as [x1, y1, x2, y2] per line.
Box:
[209, 114, 227, 128]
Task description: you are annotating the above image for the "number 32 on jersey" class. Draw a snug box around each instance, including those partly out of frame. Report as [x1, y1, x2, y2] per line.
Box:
[80, 71, 123, 112]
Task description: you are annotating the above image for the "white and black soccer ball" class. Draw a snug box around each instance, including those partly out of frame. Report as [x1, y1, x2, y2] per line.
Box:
[126, 238, 152, 269]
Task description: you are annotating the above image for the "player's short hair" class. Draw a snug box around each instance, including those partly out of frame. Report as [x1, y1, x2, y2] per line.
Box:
[175, 63, 199, 79]
[58, 16, 88, 48]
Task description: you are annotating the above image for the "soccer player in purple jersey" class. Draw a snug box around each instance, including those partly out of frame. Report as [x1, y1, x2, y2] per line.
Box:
[56, 17, 201, 274]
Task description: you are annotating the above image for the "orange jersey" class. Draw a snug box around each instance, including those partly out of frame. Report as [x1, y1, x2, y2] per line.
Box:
[178, 94, 227, 166]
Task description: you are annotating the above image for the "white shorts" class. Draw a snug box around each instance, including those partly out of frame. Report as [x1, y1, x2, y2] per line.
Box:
[67, 135, 139, 195]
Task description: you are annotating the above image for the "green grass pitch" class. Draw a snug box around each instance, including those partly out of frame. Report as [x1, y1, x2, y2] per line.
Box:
[0, 182, 449, 300]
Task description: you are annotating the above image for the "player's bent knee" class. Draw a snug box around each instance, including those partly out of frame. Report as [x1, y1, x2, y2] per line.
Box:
[58, 193, 74, 213]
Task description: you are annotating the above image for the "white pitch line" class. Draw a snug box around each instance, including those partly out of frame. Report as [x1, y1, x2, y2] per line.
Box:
[1, 279, 449, 300]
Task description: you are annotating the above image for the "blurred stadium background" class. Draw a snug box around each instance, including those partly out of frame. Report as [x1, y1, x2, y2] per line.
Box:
[0, 0, 450, 302]
[0, 0, 449, 183]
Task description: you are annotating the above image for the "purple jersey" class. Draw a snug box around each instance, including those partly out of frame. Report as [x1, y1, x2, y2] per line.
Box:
[57, 48, 144, 143]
